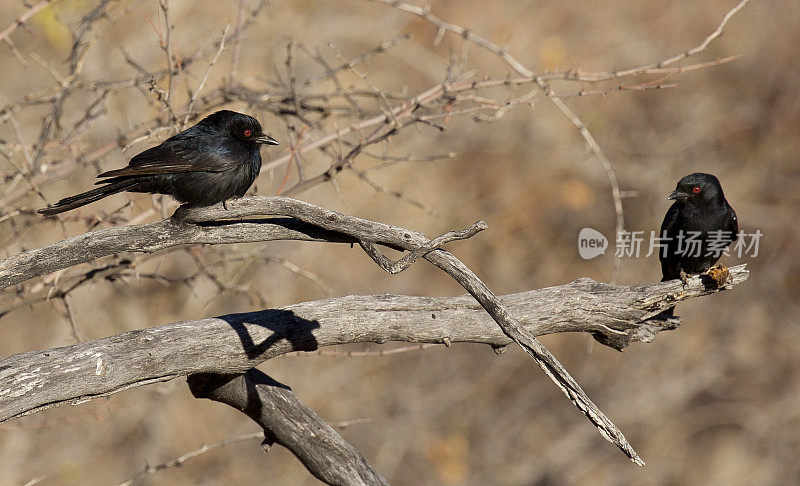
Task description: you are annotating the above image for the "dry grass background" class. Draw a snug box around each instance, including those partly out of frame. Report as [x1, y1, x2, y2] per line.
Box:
[0, 0, 798, 484]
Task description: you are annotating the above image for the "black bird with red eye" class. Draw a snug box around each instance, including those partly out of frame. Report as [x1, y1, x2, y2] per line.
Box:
[658, 172, 738, 314]
[38, 110, 279, 215]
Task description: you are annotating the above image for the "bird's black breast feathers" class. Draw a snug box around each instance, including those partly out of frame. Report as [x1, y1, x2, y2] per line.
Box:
[659, 173, 738, 281]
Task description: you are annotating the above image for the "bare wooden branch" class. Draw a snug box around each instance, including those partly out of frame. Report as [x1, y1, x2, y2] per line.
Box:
[358, 221, 487, 274]
[188, 370, 389, 486]
[0, 196, 480, 289]
[360, 236, 648, 461]
[0, 196, 750, 463]
[419, 249, 647, 463]
[0, 212, 325, 290]
[0, 264, 748, 423]
[0, 2, 756, 481]
[11, 193, 636, 460]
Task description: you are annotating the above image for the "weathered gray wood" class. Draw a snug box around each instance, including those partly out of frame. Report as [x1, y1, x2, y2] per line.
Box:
[421, 249, 641, 462]
[0, 196, 749, 464]
[0, 216, 354, 290]
[0, 264, 747, 425]
[184, 197, 649, 463]
[188, 370, 389, 486]
[0, 196, 470, 290]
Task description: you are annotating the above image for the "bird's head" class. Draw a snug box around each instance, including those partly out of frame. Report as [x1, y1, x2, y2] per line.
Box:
[202, 110, 279, 147]
[668, 172, 725, 204]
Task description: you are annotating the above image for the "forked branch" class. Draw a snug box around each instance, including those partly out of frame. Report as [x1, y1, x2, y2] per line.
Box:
[0, 196, 750, 464]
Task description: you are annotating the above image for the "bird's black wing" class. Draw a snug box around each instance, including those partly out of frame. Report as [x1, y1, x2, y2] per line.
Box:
[726, 203, 739, 243]
[97, 137, 235, 180]
[659, 201, 683, 280]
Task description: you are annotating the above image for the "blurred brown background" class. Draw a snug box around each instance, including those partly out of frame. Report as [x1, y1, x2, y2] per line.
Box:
[1, 0, 798, 484]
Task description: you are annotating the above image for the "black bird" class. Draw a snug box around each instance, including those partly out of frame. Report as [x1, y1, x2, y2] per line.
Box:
[38, 110, 278, 216]
[659, 173, 738, 314]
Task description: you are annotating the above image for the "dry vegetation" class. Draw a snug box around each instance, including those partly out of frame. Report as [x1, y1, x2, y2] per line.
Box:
[0, 0, 797, 484]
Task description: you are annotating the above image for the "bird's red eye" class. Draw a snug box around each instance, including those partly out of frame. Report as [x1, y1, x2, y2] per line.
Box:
[243, 129, 252, 137]
[693, 186, 701, 193]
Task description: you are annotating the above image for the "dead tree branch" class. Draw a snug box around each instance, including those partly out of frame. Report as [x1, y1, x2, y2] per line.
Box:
[0, 2, 754, 479]
[0, 262, 749, 481]
[0, 264, 748, 423]
[0, 192, 752, 418]
[0, 2, 745, 331]
[0, 196, 752, 464]
[0, 262, 750, 481]
[187, 370, 389, 486]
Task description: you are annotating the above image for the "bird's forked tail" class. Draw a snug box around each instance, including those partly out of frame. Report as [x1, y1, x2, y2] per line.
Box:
[38, 180, 138, 216]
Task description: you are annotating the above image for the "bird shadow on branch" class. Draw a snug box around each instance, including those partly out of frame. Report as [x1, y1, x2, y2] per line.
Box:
[221, 309, 321, 360]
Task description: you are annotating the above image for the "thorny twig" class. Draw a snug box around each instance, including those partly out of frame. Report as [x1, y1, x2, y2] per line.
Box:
[373, 0, 750, 282]
[0, 1, 57, 65]
[0, 1, 750, 474]
[117, 432, 265, 486]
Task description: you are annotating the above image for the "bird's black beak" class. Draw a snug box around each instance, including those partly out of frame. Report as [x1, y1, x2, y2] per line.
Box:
[256, 134, 279, 145]
[668, 190, 689, 201]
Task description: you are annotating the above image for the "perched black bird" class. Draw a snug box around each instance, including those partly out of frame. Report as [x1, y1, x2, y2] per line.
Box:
[659, 172, 738, 314]
[38, 110, 278, 216]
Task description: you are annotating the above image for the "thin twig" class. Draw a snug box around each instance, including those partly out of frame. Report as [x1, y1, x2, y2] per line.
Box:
[229, 0, 247, 79]
[184, 24, 230, 126]
[0, 1, 57, 65]
[118, 432, 264, 486]
[371, 0, 750, 285]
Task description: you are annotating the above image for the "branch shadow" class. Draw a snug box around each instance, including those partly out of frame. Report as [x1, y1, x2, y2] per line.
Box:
[192, 216, 408, 251]
[194, 216, 357, 242]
